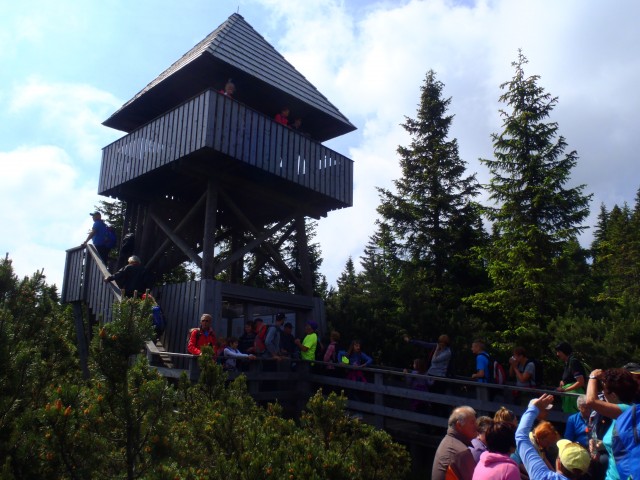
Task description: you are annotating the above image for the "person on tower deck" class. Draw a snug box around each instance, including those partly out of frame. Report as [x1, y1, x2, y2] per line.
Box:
[219, 79, 235, 98]
[83, 211, 111, 263]
[274, 106, 290, 126]
[187, 314, 217, 356]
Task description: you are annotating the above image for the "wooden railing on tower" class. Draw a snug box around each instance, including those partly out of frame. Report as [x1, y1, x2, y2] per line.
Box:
[62, 245, 122, 322]
[99, 89, 353, 207]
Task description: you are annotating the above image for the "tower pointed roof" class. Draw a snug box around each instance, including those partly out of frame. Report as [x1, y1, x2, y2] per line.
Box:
[103, 13, 356, 142]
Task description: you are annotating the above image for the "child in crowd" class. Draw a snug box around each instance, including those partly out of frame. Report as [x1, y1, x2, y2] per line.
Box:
[222, 337, 256, 371]
[404, 358, 429, 412]
[345, 339, 373, 382]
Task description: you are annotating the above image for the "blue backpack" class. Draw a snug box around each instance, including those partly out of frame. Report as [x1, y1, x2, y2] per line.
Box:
[612, 404, 640, 480]
[151, 305, 165, 335]
[104, 226, 117, 249]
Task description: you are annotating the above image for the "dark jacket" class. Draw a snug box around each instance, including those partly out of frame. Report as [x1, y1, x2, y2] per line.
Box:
[106, 262, 147, 297]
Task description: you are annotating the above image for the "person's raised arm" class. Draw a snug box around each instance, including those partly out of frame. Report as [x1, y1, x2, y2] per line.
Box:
[585, 369, 623, 419]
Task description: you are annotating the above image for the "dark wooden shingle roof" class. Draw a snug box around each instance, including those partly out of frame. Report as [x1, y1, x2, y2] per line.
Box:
[103, 13, 356, 142]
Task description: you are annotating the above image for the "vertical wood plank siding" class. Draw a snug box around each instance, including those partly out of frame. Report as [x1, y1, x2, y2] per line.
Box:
[100, 90, 353, 207]
[61, 247, 121, 323]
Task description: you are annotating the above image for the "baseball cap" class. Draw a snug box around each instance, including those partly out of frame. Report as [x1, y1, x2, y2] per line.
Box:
[623, 362, 640, 374]
[557, 439, 590, 475]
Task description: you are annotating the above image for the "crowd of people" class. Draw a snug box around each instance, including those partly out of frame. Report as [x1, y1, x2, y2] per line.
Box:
[432, 362, 640, 480]
[185, 313, 379, 384]
[150, 302, 640, 479]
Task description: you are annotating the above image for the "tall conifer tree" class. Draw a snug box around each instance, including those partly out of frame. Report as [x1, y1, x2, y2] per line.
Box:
[470, 52, 591, 327]
[377, 70, 486, 333]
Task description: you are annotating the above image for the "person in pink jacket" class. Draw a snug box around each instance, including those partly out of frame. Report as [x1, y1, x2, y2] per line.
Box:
[473, 421, 520, 480]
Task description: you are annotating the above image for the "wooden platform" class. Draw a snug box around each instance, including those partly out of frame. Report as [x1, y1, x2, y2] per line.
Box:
[99, 90, 353, 223]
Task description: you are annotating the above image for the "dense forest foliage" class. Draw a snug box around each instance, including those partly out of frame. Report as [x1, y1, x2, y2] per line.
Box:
[0, 256, 409, 479]
[325, 54, 640, 380]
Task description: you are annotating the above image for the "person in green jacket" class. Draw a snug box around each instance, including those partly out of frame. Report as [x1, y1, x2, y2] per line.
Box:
[295, 321, 318, 362]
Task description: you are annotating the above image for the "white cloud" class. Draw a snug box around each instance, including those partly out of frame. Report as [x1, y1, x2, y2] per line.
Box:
[7, 77, 122, 161]
[0, 146, 103, 289]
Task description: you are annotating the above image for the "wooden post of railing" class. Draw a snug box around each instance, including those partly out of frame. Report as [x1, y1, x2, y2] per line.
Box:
[297, 362, 312, 414]
[189, 357, 200, 382]
[373, 371, 384, 429]
[73, 301, 90, 379]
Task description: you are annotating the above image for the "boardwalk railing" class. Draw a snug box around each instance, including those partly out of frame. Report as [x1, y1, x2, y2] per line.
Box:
[99, 89, 353, 207]
[144, 347, 574, 440]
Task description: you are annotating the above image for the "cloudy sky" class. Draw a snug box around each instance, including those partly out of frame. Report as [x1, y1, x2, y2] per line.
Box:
[1, 0, 639, 290]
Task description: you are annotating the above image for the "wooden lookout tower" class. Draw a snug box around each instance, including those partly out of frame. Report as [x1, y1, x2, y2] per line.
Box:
[62, 13, 355, 359]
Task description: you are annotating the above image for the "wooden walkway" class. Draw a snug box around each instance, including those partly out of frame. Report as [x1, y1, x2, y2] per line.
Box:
[145, 345, 575, 447]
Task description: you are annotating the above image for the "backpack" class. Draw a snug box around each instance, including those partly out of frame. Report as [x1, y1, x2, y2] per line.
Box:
[151, 305, 165, 336]
[338, 349, 349, 365]
[612, 404, 640, 480]
[254, 325, 271, 354]
[525, 358, 544, 387]
[104, 226, 117, 249]
[479, 352, 506, 384]
[187, 327, 200, 351]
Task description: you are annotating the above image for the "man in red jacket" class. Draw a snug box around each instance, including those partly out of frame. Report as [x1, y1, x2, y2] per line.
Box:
[187, 314, 217, 356]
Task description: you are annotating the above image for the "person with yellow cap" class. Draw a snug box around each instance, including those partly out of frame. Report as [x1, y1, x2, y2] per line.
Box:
[516, 393, 591, 479]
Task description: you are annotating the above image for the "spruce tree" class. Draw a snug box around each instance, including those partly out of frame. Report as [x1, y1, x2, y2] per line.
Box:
[470, 52, 591, 329]
[377, 70, 486, 334]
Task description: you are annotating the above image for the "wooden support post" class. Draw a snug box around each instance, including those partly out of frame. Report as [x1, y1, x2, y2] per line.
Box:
[295, 215, 313, 296]
[146, 192, 207, 269]
[215, 216, 295, 276]
[149, 212, 203, 268]
[138, 204, 155, 265]
[202, 181, 218, 280]
[373, 371, 384, 429]
[230, 232, 242, 284]
[219, 189, 304, 290]
[72, 302, 90, 379]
